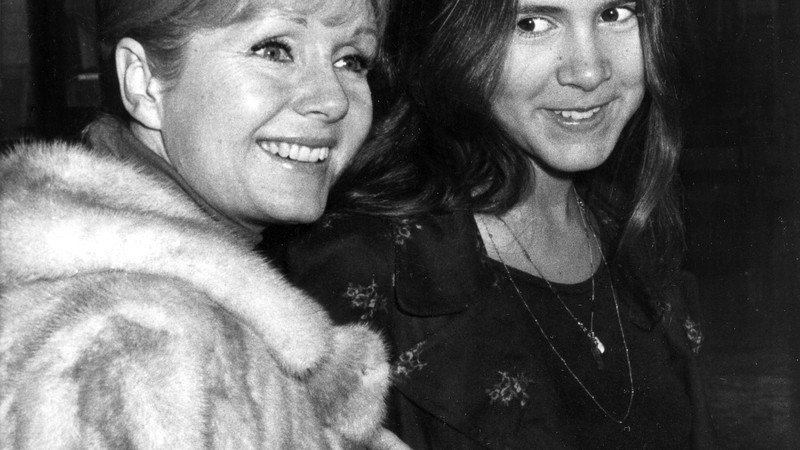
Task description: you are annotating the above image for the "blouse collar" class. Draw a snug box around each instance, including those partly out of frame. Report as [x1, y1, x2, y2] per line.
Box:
[392, 211, 656, 329]
[393, 211, 496, 316]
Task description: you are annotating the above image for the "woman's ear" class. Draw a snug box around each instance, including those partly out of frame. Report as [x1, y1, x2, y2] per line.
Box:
[115, 37, 165, 130]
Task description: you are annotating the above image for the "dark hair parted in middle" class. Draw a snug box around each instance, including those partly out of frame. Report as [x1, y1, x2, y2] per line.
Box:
[332, 0, 690, 295]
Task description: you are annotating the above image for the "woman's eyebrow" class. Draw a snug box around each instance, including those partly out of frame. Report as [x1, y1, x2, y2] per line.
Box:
[599, 0, 640, 10]
[353, 26, 378, 40]
[516, 5, 563, 15]
[516, 0, 637, 15]
[605, 0, 639, 8]
[266, 9, 308, 26]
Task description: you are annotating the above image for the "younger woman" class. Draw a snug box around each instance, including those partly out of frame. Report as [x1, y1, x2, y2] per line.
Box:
[276, 0, 717, 448]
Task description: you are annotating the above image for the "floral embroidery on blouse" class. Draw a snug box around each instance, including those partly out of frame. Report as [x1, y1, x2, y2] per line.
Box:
[342, 278, 387, 321]
[658, 300, 673, 323]
[684, 316, 704, 355]
[392, 218, 422, 246]
[319, 213, 341, 229]
[393, 341, 427, 378]
[486, 371, 533, 407]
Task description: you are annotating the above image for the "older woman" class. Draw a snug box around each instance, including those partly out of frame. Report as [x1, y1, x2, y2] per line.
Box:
[276, 0, 718, 448]
[0, 0, 404, 448]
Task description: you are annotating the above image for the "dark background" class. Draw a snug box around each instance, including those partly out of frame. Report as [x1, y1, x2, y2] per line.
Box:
[1, 0, 798, 447]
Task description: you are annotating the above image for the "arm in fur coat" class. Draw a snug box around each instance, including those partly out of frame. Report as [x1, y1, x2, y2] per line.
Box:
[0, 141, 402, 449]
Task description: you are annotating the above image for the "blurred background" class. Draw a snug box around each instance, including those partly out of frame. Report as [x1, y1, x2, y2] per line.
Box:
[1, 0, 798, 447]
[680, 1, 800, 448]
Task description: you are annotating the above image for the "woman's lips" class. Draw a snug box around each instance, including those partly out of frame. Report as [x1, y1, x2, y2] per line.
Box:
[258, 140, 331, 163]
[552, 106, 602, 121]
[545, 102, 610, 129]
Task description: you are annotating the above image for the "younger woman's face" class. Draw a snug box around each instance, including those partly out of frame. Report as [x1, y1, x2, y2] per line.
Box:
[156, 0, 377, 229]
[491, 0, 645, 174]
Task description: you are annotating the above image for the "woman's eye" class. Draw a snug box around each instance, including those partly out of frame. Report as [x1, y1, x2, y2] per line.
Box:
[251, 41, 292, 62]
[517, 17, 555, 35]
[334, 54, 371, 74]
[599, 6, 636, 23]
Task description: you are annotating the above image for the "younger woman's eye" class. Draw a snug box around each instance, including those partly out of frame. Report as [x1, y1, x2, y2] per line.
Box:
[599, 6, 636, 23]
[333, 54, 372, 74]
[517, 17, 555, 35]
[250, 40, 292, 62]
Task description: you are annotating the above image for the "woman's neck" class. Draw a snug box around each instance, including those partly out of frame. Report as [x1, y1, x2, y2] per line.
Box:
[508, 159, 579, 226]
[129, 120, 267, 238]
[476, 160, 599, 284]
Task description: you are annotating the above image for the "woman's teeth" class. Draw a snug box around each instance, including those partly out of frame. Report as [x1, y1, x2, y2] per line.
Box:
[260, 141, 330, 162]
[554, 106, 602, 120]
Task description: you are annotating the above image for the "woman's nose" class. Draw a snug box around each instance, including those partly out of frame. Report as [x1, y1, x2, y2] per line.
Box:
[292, 66, 350, 122]
[556, 31, 612, 91]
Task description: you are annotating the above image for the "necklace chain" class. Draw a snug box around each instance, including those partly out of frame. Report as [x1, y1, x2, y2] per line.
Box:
[479, 195, 635, 424]
[495, 213, 603, 359]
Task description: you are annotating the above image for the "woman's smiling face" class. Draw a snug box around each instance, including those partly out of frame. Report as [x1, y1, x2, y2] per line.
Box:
[155, 0, 378, 229]
[491, 0, 645, 175]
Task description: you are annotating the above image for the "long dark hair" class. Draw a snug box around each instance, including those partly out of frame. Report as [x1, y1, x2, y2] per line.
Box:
[595, 0, 689, 299]
[330, 0, 689, 297]
[330, 0, 525, 214]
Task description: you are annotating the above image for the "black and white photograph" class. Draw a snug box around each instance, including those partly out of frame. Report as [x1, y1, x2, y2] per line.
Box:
[0, 0, 797, 448]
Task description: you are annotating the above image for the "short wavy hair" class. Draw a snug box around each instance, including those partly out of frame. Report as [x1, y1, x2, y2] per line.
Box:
[99, 0, 388, 78]
[97, 0, 389, 113]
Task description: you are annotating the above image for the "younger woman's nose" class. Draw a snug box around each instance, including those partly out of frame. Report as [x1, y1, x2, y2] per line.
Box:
[556, 31, 612, 91]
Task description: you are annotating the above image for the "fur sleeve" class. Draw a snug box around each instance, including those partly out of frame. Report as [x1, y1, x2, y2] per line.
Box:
[1, 272, 392, 449]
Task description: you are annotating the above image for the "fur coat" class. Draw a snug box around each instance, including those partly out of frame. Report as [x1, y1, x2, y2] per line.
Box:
[0, 141, 393, 449]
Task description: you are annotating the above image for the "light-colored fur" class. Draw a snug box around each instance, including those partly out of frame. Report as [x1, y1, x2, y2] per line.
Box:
[0, 141, 393, 449]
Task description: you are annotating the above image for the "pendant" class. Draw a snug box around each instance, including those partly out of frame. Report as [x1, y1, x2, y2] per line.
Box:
[590, 333, 605, 354]
[589, 332, 606, 370]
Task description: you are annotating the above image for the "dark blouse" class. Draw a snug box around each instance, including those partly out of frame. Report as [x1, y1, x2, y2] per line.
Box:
[267, 211, 717, 449]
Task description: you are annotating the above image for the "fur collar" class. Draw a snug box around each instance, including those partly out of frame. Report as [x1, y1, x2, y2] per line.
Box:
[0, 141, 390, 446]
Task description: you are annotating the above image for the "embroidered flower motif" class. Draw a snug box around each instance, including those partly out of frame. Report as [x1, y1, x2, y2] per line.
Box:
[392, 218, 422, 246]
[658, 300, 674, 323]
[486, 371, 533, 407]
[342, 279, 387, 320]
[684, 316, 704, 355]
[393, 341, 427, 378]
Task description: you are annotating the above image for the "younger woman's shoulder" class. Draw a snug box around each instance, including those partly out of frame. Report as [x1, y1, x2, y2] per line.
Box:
[284, 210, 476, 257]
[295, 212, 397, 249]
[277, 213, 399, 325]
[278, 210, 490, 322]
[640, 270, 706, 358]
